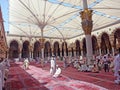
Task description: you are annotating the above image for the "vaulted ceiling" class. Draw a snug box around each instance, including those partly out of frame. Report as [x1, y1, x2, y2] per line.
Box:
[9, 0, 120, 39]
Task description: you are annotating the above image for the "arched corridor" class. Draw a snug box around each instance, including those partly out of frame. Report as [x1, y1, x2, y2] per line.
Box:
[1, 0, 120, 89]
[22, 41, 30, 58]
[9, 40, 19, 59]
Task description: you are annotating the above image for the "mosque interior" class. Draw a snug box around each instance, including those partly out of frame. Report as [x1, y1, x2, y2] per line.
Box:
[0, 0, 120, 89]
[5, 0, 120, 60]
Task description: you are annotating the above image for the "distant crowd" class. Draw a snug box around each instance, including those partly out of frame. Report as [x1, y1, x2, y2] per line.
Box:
[0, 48, 120, 90]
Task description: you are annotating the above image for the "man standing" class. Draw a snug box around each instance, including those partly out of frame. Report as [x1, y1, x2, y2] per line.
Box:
[50, 56, 56, 75]
[23, 58, 29, 69]
[114, 48, 120, 84]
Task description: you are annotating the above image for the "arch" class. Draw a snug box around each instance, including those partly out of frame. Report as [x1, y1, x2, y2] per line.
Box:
[8, 39, 20, 48]
[69, 43, 74, 57]
[75, 40, 81, 56]
[33, 41, 40, 59]
[44, 41, 51, 57]
[82, 38, 86, 56]
[62, 42, 68, 56]
[9, 40, 19, 59]
[114, 28, 120, 49]
[101, 32, 112, 54]
[22, 41, 30, 58]
[53, 41, 60, 56]
[92, 35, 98, 54]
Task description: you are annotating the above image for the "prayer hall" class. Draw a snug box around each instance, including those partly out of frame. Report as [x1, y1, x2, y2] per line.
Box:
[0, 0, 120, 90]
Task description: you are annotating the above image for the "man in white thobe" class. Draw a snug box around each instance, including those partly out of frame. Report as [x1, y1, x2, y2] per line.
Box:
[53, 65, 61, 78]
[50, 56, 56, 75]
[23, 58, 29, 69]
[114, 48, 120, 84]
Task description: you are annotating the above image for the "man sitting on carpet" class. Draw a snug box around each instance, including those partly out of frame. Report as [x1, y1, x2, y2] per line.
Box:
[53, 65, 61, 78]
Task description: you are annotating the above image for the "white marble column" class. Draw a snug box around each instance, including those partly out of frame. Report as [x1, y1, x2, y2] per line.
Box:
[99, 48, 101, 56]
[40, 28, 45, 60]
[107, 48, 109, 54]
[80, 0, 93, 65]
[64, 42, 66, 57]
[69, 50, 72, 57]
[19, 52, 21, 59]
[85, 35, 93, 65]
[112, 47, 114, 56]
[59, 47, 62, 57]
[39, 51, 41, 58]
[81, 50, 83, 56]
[83, 0, 88, 10]
[41, 48, 44, 59]
[31, 51, 33, 58]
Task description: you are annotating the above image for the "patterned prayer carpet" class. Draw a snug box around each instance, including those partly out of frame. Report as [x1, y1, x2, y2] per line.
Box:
[4, 61, 120, 90]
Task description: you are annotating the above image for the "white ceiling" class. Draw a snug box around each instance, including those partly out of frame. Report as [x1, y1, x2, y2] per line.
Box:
[9, 0, 120, 39]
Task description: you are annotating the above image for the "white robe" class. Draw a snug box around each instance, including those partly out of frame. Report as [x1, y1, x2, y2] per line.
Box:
[53, 68, 61, 78]
[114, 54, 120, 77]
[50, 59, 56, 75]
[24, 59, 29, 69]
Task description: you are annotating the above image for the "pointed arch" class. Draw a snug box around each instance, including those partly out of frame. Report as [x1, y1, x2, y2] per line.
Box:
[114, 28, 120, 50]
[53, 41, 60, 56]
[101, 32, 112, 54]
[44, 41, 51, 57]
[92, 35, 98, 54]
[82, 38, 86, 56]
[33, 41, 40, 59]
[9, 40, 19, 59]
[75, 40, 81, 56]
[22, 41, 30, 58]
[62, 42, 68, 56]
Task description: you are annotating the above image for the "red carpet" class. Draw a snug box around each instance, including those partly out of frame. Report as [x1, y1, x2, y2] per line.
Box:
[4, 61, 120, 90]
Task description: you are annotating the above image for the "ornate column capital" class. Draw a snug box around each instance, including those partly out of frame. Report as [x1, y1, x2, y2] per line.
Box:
[39, 38, 45, 48]
[80, 9, 93, 35]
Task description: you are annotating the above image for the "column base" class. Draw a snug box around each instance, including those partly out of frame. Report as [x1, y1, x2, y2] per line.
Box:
[86, 55, 94, 65]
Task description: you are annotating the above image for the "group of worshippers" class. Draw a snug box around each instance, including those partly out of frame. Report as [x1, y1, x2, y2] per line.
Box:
[95, 49, 120, 85]
[50, 56, 61, 78]
[99, 48, 120, 84]
[0, 58, 10, 90]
